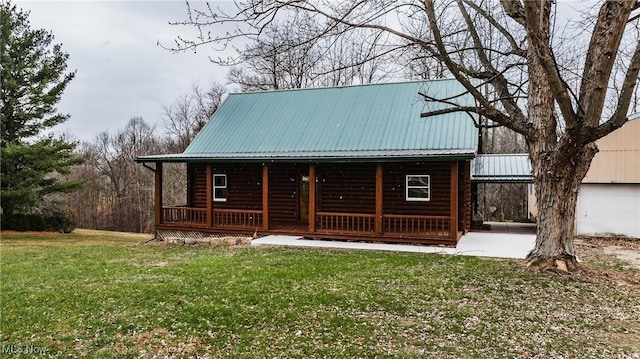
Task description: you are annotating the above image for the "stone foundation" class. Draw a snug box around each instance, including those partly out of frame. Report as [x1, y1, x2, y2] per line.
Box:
[155, 229, 253, 246]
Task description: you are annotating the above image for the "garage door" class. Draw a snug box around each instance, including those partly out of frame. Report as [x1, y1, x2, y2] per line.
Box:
[576, 184, 640, 238]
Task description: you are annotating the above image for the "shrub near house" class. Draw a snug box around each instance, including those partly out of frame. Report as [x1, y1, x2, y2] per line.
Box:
[1, 212, 75, 233]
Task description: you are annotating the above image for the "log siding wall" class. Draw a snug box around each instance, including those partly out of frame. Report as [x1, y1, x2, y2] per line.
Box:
[316, 163, 376, 214]
[189, 161, 460, 219]
[382, 162, 451, 216]
[268, 164, 301, 227]
[188, 164, 206, 208]
[188, 163, 263, 210]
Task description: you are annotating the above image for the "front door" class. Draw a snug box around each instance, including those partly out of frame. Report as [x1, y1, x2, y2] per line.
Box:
[299, 174, 310, 223]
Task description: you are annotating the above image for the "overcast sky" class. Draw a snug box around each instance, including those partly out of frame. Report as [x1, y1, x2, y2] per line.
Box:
[13, 1, 625, 143]
[15, 0, 229, 142]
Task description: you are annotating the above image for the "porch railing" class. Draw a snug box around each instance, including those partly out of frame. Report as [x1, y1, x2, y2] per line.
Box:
[213, 209, 262, 228]
[316, 212, 375, 233]
[162, 206, 207, 226]
[161, 206, 262, 229]
[161, 207, 451, 238]
[383, 214, 449, 237]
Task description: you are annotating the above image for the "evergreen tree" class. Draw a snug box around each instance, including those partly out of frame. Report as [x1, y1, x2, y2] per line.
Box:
[1, 1, 82, 216]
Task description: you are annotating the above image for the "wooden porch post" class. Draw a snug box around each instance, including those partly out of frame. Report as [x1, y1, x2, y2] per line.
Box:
[206, 163, 213, 227]
[262, 164, 270, 230]
[309, 164, 316, 233]
[450, 162, 459, 239]
[155, 162, 163, 226]
[375, 163, 383, 235]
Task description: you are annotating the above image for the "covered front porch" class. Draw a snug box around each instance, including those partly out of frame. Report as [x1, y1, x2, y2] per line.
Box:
[149, 160, 470, 245]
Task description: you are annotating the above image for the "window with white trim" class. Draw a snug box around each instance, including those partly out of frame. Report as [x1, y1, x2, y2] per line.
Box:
[213, 174, 227, 202]
[406, 175, 430, 201]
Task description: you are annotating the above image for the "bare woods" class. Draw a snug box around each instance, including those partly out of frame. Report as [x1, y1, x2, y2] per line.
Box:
[66, 83, 224, 233]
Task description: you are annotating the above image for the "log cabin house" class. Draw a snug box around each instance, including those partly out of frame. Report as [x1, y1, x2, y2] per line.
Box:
[136, 80, 479, 245]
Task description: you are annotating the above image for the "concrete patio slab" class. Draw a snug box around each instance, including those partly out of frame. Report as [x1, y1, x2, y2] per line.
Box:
[456, 221, 536, 259]
[252, 235, 456, 255]
[251, 222, 536, 259]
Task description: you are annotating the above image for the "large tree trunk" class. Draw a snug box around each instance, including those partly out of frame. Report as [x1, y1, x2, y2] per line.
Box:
[526, 144, 597, 271]
[522, 0, 595, 272]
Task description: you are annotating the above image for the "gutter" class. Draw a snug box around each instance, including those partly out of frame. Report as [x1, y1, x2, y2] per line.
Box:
[135, 154, 477, 164]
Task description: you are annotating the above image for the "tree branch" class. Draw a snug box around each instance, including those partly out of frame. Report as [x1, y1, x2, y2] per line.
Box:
[578, 0, 638, 126]
[522, 1, 578, 127]
[500, 0, 526, 26]
[456, 0, 529, 130]
[423, 0, 531, 136]
[419, 104, 512, 130]
[462, 0, 526, 58]
[589, 38, 640, 142]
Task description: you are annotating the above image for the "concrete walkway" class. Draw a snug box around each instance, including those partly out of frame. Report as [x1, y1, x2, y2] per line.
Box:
[456, 222, 536, 259]
[252, 222, 536, 259]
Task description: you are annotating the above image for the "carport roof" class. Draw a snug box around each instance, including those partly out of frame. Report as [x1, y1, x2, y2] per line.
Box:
[471, 154, 532, 183]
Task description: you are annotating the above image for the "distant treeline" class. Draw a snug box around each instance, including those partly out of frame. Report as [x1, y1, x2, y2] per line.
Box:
[64, 83, 224, 233]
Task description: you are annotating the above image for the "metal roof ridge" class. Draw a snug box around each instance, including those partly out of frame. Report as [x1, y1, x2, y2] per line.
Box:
[139, 148, 477, 157]
[226, 78, 461, 96]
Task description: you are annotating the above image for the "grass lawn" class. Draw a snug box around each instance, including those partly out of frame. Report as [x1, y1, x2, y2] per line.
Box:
[1, 231, 639, 358]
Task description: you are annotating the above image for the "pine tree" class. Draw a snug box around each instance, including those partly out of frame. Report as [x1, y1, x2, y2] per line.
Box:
[1, 1, 82, 216]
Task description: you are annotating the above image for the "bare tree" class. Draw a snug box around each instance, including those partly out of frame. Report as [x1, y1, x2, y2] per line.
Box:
[67, 80, 225, 233]
[70, 118, 159, 232]
[163, 81, 226, 152]
[160, 81, 227, 217]
[68, 144, 111, 230]
[226, 13, 321, 90]
[170, 10, 393, 90]
[169, 0, 640, 271]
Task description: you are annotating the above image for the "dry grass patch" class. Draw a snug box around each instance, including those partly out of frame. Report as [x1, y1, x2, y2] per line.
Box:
[1, 229, 149, 248]
[575, 237, 640, 285]
[71, 228, 152, 240]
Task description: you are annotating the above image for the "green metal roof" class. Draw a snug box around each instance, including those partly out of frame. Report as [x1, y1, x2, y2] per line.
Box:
[138, 80, 479, 163]
[471, 154, 532, 183]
